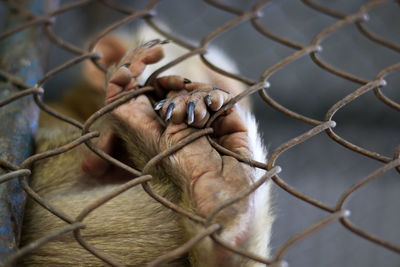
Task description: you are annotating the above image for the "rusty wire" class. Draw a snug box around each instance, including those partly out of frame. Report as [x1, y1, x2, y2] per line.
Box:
[0, 0, 399, 266]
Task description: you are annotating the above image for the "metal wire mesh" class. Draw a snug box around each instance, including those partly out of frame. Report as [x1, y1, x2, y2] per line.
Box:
[0, 0, 399, 266]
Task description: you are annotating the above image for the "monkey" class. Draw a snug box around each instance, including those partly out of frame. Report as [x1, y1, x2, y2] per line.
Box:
[19, 27, 273, 267]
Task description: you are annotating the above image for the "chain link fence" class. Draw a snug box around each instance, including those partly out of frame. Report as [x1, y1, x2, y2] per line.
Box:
[0, 0, 399, 266]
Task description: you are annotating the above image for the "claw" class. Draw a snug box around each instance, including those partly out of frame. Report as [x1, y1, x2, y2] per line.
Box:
[154, 99, 167, 111]
[187, 101, 195, 125]
[143, 39, 170, 48]
[143, 39, 161, 48]
[165, 103, 175, 121]
[204, 94, 212, 106]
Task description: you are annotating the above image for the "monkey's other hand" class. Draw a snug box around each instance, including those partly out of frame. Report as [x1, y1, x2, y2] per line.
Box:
[104, 41, 166, 141]
[82, 41, 165, 178]
[105, 40, 165, 103]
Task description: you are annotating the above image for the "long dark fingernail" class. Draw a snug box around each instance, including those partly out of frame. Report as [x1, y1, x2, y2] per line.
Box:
[183, 78, 192, 84]
[204, 94, 212, 106]
[154, 99, 167, 110]
[165, 103, 175, 121]
[144, 39, 170, 48]
[143, 39, 160, 48]
[187, 101, 195, 125]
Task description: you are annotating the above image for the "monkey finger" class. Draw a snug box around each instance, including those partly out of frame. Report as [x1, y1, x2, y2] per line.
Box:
[184, 85, 232, 113]
[190, 109, 210, 128]
[184, 83, 232, 111]
[205, 87, 232, 111]
[140, 44, 164, 65]
[105, 83, 125, 104]
[157, 97, 188, 124]
[158, 99, 176, 122]
[106, 64, 138, 103]
[156, 90, 185, 122]
[172, 91, 209, 127]
[156, 86, 232, 127]
[169, 97, 192, 124]
[157, 92, 208, 126]
[106, 66, 133, 102]
[109, 65, 132, 86]
[211, 107, 250, 157]
[106, 42, 166, 102]
[213, 107, 247, 137]
[155, 77, 226, 101]
[122, 44, 164, 77]
[186, 94, 209, 127]
[156, 75, 192, 91]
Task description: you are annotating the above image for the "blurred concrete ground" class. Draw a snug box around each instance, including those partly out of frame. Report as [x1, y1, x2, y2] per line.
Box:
[12, 0, 400, 266]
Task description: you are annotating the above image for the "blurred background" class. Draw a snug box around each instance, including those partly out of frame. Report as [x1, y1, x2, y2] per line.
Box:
[3, 0, 400, 266]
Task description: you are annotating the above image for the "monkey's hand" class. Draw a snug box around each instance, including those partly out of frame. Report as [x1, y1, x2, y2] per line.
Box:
[98, 42, 267, 266]
[152, 77, 259, 266]
[107, 71, 263, 265]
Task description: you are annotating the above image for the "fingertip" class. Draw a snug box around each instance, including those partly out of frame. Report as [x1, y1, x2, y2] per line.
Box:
[157, 75, 187, 90]
[212, 108, 247, 136]
[105, 83, 124, 103]
[141, 45, 164, 64]
[193, 100, 208, 125]
[204, 94, 212, 106]
[109, 66, 132, 86]
[170, 98, 187, 124]
[208, 93, 223, 111]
